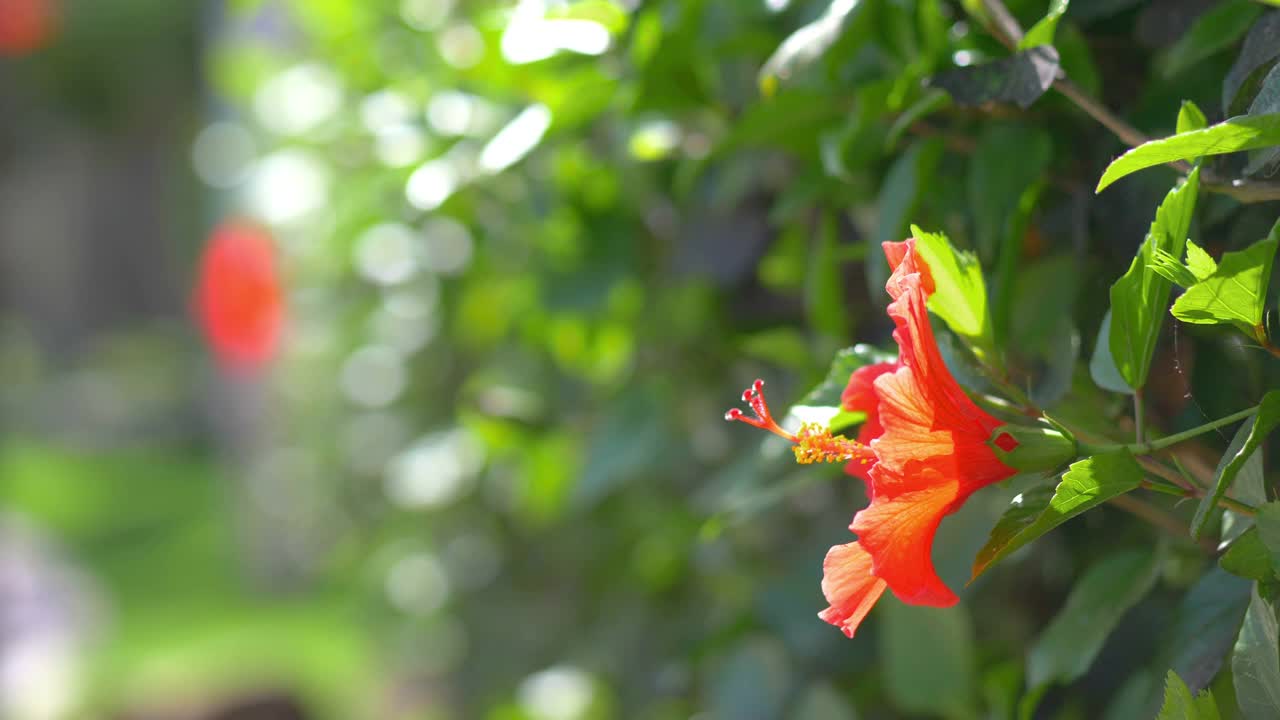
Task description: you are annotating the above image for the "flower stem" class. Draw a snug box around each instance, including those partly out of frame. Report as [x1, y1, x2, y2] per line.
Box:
[1081, 405, 1258, 456]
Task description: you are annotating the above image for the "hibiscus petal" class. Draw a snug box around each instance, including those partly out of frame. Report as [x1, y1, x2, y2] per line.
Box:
[852, 467, 961, 606]
[818, 542, 888, 638]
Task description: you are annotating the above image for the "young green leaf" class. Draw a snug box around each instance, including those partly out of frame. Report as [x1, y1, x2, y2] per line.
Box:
[1149, 247, 1200, 287]
[1232, 586, 1280, 720]
[1171, 237, 1278, 331]
[1186, 240, 1218, 280]
[1192, 392, 1280, 539]
[1156, 670, 1222, 720]
[1108, 168, 1200, 390]
[1019, 0, 1070, 50]
[1097, 114, 1280, 191]
[910, 225, 997, 363]
[1178, 100, 1210, 135]
[1026, 548, 1159, 688]
[971, 451, 1144, 579]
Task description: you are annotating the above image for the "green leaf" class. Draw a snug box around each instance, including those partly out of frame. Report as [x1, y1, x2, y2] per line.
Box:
[1221, 527, 1276, 582]
[929, 46, 1060, 110]
[1168, 568, 1253, 691]
[1245, 65, 1280, 177]
[1159, 0, 1262, 79]
[1172, 237, 1278, 330]
[1232, 586, 1280, 720]
[1108, 168, 1201, 390]
[1097, 114, 1280, 191]
[1257, 503, 1280, 571]
[1223, 11, 1280, 116]
[1027, 548, 1160, 687]
[970, 484, 1055, 579]
[1090, 310, 1136, 394]
[1179, 100, 1210, 135]
[910, 225, 998, 362]
[1156, 670, 1222, 720]
[1150, 247, 1200, 287]
[785, 344, 896, 428]
[971, 451, 1144, 579]
[1019, 0, 1070, 50]
[1192, 392, 1280, 539]
[1187, 240, 1218, 280]
[882, 600, 976, 718]
[759, 0, 867, 97]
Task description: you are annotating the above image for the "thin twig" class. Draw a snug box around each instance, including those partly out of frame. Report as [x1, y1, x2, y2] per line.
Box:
[1109, 494, 1194, 538]
[977, 0, 1280, 204]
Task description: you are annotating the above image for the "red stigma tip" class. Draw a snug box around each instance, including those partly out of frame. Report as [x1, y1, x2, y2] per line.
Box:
[724, 379, 796, 442]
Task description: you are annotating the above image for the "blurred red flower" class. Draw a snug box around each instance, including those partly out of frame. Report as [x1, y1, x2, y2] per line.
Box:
[0, 0, 58, 55]
[194, 221, 283, 371]
[726, 239, 1017, 638]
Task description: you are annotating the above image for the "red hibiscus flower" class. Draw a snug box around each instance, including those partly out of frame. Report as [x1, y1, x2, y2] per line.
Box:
[194, 220, 284, 371]
[0, 0, 58, 55]
[726, 239, 1020, 638]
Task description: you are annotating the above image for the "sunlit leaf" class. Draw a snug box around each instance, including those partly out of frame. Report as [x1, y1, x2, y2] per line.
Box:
[1156, 670, 1222, 720]
[1019, 0, 1070, 50]
[910, 225, 997, 362]
[1097, 115, 1280, 191]
[1179, 100, 1209, 135]
[1172, 236, 1278, 330]
[971, 451, 1143, 579]
[1108, 168, 1200, 390]
[759, 0, 867, 96]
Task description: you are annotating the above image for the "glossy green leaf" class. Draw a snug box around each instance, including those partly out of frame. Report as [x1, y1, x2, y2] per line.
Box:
[1156, 670, 1222, 720]
[1097, 115, 1280, 191]
[1160, 0, 1262, 79]
[1232, 586, 1280, 720]
[910, 225, 997, 362]
[1108, 168, 1200, 390]
[971, 451, 1143, 579]
[1090, 310, 1136, 394]
[929, 46, 1060, 109]
[1027, 548, 1160, 687]
[1172, 237, 1278, 329]
[1019, 0, 1070, 50]
[1179, 100, 1210, 134]
[1192, 392, 1280, 539]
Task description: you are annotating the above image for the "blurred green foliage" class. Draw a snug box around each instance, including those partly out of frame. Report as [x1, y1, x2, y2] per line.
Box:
[4, 0, 1280, 718]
